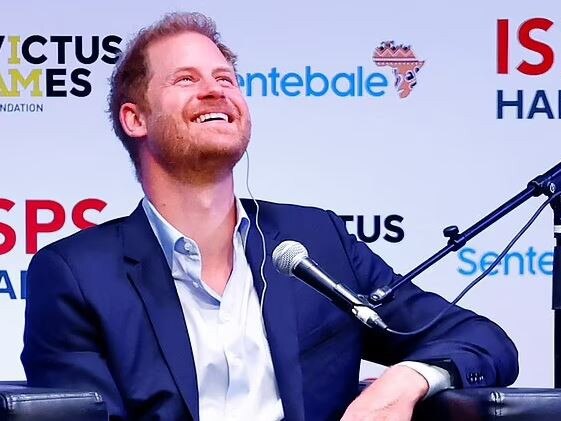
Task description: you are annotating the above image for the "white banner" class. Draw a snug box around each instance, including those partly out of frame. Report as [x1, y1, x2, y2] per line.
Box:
[1, 0, 560, 387]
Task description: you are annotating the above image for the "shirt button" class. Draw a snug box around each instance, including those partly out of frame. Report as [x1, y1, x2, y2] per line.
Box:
[183, 241, 195, 254]
[221, 312, 231, 322]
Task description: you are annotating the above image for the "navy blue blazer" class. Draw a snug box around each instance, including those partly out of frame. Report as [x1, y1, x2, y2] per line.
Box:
[22, 200, 518, 420]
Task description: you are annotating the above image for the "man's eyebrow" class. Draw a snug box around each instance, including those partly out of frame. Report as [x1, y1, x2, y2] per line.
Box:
[169, 66, 235, 75]
[169, 66, 199, 76]
[212, 66, 235, 74]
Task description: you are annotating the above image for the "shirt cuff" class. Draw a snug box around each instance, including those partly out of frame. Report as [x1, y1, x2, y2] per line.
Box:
[395, 361, 452, 399]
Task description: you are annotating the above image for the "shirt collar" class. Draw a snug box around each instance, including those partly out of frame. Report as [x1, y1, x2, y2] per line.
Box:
[142, 197, 251, 268]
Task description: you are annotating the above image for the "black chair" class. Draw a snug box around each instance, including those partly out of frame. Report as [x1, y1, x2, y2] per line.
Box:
[0, 382, 107, 421]
[358, 379, 561, 421]
[414, 388, 561, 421]
[2, 381, 561, 420]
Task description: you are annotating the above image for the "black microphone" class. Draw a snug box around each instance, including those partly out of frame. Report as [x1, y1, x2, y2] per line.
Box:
[272, 240, 387, 329]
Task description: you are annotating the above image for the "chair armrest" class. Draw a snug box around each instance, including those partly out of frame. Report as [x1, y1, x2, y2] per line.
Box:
[0, 382, 107, 421]
[413, 387, 561, 421]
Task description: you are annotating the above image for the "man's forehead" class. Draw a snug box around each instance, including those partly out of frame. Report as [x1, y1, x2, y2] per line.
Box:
[146, 31, 232, 74]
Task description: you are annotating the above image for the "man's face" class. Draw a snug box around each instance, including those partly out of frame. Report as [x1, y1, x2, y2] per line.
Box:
[141, 31, 251, 182]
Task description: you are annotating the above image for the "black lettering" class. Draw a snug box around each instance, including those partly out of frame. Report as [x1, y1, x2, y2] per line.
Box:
[75, 36, 100, 64]
[383, 214, 404, 243]
[0, 36, 5, 52]
[22, 35, 47, 65]
[357, 215, 381, 243]
[70, 68, 91, 97]
[50, 35, 72, 64]
[46, 68, 67, 97]
[101, 35, 123, 64]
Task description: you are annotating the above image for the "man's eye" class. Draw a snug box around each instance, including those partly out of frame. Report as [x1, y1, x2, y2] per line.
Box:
[217, 76, 234, 86]
[176, 76, 194, 84]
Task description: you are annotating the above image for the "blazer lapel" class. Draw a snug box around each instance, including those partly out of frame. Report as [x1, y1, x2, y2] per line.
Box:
[242, 199, 306, 421]
[121, 204, 200, 421]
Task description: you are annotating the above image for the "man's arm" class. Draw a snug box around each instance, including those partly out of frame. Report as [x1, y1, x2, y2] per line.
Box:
[326, 210, 519, 419]
[342, 365, 428, 421]
[21, 247, 126, 419]
[327, 210, 519, 387]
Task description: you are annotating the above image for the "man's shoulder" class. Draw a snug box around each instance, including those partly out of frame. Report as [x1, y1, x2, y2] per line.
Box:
[239, 199, 348, 240]
[241, 198, 333, 219]
[37, 214, 129, 260]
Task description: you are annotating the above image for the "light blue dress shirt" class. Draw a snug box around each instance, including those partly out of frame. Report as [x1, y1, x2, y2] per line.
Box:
[142, 197, 449, 417]
[142, 198, 284, 421]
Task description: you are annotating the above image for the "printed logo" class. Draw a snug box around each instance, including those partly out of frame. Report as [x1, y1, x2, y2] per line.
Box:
[496, 18, 560, 119]
[373, 41, 425, 99]
[0, 35, 122, 113]
[237, 40, 425, 99]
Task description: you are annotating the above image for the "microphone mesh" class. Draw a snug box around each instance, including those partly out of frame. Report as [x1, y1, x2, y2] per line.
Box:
[272, 241, 309, 275]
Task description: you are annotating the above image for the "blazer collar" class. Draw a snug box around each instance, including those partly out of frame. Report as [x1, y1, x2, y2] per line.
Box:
[122, 200, 305, 421]
[121, 203, 200, 420]
[241, 199, 306, 421]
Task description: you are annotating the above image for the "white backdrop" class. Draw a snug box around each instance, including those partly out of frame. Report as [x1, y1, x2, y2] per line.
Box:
[1, 1, 560, 387]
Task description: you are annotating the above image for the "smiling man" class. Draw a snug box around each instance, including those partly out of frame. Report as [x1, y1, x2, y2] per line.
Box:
[21, 12, 518, 421]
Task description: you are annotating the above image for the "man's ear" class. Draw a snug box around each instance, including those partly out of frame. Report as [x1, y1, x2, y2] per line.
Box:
[119, 102, 148, 139]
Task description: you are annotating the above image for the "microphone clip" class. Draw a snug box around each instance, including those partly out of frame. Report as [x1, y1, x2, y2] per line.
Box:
[351, 295, 388, 329]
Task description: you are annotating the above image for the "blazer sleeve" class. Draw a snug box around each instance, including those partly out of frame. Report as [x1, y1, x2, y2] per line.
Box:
[326, 210, 519, 388]
[21, 247, 126, 420]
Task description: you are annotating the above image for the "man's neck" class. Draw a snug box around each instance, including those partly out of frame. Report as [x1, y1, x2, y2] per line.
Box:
[142, 166, 238, 294]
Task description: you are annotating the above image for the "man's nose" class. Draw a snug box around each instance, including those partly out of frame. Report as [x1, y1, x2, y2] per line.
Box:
[197, 77, 225, 99]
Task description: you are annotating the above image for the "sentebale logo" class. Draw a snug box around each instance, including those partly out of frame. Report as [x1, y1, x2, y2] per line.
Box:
[373, 41, 425, 99]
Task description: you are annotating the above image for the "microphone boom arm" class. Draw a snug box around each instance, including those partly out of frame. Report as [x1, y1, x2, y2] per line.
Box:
[369, 161, 561, 304]
[366, 161, 561, 387]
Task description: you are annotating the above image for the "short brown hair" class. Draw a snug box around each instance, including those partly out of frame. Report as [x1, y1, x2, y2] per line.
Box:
[108, 12, 238, 176]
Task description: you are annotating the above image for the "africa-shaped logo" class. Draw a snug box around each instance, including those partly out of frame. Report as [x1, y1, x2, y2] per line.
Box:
[373, 41, 425, 99]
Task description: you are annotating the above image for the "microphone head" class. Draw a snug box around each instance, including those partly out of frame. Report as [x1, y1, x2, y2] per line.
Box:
[272, 240, 309, 276]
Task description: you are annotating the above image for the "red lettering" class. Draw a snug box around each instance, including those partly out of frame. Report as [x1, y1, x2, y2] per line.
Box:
[25, 200, 65, 254]
[517, 17, 555, 76]
[0, 199, 16, 255]
[72, 198, 107, 229]
[497, 19, 509, 74]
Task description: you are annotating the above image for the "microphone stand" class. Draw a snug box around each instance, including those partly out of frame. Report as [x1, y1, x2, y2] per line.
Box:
[367, 161, 561, 387]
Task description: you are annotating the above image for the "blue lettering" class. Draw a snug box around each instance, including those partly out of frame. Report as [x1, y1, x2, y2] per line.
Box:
[539, 252, 553, 275]
[331, 72, 355, 97]
[528, 90, 555, 119]
[20, 270, 27, 300]
[526, 246, 537, 275]
[280, 72, 303, 97]
[480, 252, 500, 275]
[504, 252, 524, 275]
[497, 90, 523, 119]
[458, 247, 554, 277]
[237, 67, 389, 98]
[305, 66, 329, 96]
[357, 66, 363, 96]
[246, 72, 267, 96]
[458, 248, 477, 275]
[268, 67, 280, 96]
[365, 72, 387, 97]
[0, 270, 16, 299]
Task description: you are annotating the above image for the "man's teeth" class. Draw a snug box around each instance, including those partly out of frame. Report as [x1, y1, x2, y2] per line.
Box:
[195, 112, 229, 123]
